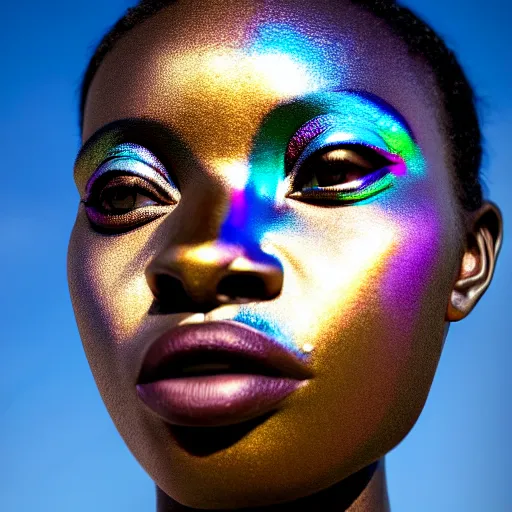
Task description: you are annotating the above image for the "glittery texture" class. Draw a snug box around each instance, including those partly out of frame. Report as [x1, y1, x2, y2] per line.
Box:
[84, 142, 178, 199]
[284, 115, 334, 172]
[288, 167, 395, 203]
[82, 143, 180, 231]
[67, 1, 499, 510]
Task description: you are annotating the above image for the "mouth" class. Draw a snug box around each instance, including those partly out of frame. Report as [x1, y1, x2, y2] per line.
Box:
[136, 320, 312, 427]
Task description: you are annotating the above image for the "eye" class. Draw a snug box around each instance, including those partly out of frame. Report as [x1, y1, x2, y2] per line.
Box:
[84, 172, 177, 233]
[83, 139, 182, 234]
[96, 176, 163, 214]
[287, 144, 396, 204]
[299, 146, 385, 187]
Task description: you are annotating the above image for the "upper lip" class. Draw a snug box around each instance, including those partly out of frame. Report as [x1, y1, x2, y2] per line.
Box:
[137, 320, 313, 384]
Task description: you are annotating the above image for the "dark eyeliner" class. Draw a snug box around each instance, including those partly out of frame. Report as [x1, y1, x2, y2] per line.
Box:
[83, 143, 179, 232]
[286, 143, 397, 204]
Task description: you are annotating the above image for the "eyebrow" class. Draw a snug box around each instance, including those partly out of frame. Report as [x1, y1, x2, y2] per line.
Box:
[345, 90, 416, 139]
[73, 119, 182, 193]
[75, 91, 418, 192]
[247, 90, 418, 178]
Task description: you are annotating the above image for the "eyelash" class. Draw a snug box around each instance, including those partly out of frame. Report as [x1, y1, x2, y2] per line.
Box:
[83, 161, 178, 232]
[84, 138, 398, 233]
[285, 143, 396, 204]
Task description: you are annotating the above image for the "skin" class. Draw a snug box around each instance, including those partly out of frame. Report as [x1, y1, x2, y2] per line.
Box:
[68, 0, 503, 510]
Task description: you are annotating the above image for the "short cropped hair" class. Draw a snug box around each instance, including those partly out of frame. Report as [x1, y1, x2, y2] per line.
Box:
[79, 0, 483, 212]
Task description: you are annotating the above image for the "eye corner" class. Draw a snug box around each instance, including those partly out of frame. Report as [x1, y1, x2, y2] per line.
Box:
[84, 202, 173, 234]
[285, 142, 397, 206]
[82, 169, 178, 233]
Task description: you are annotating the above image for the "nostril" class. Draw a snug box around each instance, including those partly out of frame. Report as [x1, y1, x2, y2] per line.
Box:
[216, 273, 268, 303]
[151, 274, 203, 313]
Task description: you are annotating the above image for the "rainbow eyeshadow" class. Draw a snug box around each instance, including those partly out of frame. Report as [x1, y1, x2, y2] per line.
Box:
[247, 92, 425, 209]
[211, 91, 428, 260]
[287, 167, 395, 204]
[82, 143, 180, 231]
[284, 115, 334, 172]
[84, 142, 177, 201]
[283, 93, 424, 178]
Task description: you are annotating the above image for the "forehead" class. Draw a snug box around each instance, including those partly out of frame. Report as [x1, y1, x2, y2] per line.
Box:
[83, 0, 445, 167]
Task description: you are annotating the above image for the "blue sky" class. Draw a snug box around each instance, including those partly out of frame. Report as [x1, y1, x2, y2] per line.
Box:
[0, 1, 510, 511]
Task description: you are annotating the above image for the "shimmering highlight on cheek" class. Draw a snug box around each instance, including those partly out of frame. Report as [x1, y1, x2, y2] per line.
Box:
[259, 219, 397, 355]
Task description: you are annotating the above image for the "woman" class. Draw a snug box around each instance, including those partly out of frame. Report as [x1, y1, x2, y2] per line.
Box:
[68, 0, 503, 510]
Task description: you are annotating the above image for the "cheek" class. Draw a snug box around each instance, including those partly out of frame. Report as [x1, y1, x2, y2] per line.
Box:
[67, 212, 155, 385]
[277, 198, 458, 460]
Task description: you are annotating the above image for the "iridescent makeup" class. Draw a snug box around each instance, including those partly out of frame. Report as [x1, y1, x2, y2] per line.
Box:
[282, 93, 425, 204]
[69, 1, 471, 509]
[79, 92, 424, 248]
[212, 92, 426, 297]
[282, 93, 423, 203]
[83, 142, 179, 231]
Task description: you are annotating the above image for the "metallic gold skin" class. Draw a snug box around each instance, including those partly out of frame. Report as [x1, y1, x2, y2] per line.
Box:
[68, 0, 503, 509]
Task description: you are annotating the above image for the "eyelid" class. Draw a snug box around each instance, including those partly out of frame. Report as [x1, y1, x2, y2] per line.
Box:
[287, 168, 395, 203]
[288, 127, 388, 177]
[286, 140, 399, 199]
[84, 143, 180, 203]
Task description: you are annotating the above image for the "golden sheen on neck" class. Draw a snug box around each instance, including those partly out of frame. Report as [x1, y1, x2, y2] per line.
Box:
[68, 0, 502, 510]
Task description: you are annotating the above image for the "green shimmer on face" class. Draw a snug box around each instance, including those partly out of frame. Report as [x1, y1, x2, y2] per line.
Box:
[289, 169, 395, 204]
[303, 92, 425, 175]
[247, 91, 426, 204]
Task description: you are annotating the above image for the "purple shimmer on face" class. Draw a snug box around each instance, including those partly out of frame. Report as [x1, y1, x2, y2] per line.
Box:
[284, 115, 335, 173]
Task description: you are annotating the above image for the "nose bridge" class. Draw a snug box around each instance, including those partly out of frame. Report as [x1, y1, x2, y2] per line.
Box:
[178, 161, 269, 247]
[145, 171, 284, 310]
[219, 176, 255, 246]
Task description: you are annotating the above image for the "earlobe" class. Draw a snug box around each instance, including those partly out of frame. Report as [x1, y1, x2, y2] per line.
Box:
[446, 202, 503, 322]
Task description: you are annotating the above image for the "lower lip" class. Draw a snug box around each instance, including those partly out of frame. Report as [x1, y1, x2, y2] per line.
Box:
[136, 374, 304, 427]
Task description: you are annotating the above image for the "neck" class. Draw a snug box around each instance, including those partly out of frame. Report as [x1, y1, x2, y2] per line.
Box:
[156, 458, 390, 512]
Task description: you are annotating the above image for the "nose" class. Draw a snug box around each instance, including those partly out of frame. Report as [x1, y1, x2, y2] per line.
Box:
[145, 241, 284, 313]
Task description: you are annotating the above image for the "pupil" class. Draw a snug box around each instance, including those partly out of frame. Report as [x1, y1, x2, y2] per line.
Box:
[104, 187, 136, 211]
[316, 161, 363, 187]
[317, 163, 348, 186]
[317, 170, 345, 186]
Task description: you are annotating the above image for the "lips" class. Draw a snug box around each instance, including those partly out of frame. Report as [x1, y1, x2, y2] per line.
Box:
[136, 320, 312, 426]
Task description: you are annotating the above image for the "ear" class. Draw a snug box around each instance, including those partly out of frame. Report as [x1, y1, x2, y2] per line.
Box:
[446, 201, 503, 322]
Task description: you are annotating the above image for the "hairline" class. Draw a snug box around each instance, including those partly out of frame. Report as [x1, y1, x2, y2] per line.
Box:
[78, 0, 484, 218]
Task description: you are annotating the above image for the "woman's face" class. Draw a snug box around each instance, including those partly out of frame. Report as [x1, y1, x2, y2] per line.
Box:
[69, 0, 465, 508]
